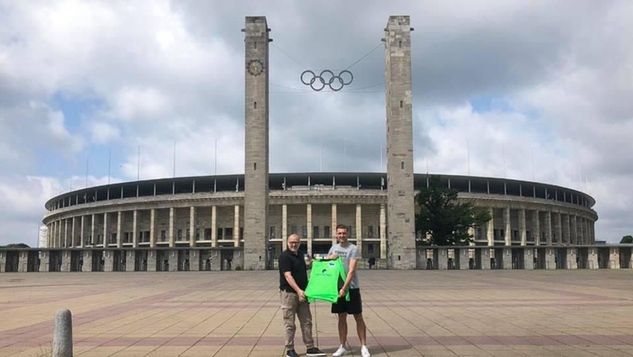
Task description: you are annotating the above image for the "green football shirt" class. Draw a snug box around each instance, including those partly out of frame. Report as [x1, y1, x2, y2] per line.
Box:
[305, 258, 350, 303]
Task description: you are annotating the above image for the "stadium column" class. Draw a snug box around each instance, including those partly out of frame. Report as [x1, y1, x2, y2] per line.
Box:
[189, 206, 196, 247]
[562, 213, 570, 244]
[385, 15, 416, 269]
[211, 206, 217, 248]
[169, 207, 175, 247]
[570, 215, 577, 245]
[116, 211, 122, 248]
[544, 211, 552, 245]
[233, 204, 240, 248]
[150, 208, 156, 248]
[555, 212, 562, 245]
[356, 204, 362, 252]
[533, 210, 540, 246]
[379, 204, 386, 259]
[503, 206, 511, 246]
[103, 213, 108, 247]
[132, 210, 138, 248]
[243, 16, 270, 270]
[80, 216, 84, 248]
[64, 219, 69, 248]
[331, 204, 337, 245]
[306, 204, 313, 254]
[518, 208, 527, 246]
[282, 204, 287, 248]
[487, 208, 494, 246]
[90, 214, 95, 247]
[71, 217, 76, 247]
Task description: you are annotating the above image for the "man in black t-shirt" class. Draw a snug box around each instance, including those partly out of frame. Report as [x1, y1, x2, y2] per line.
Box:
[279, 234, 325, 357]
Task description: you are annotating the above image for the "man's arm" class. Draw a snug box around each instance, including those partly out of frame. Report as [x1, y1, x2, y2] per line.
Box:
[339, 257, 358, 297]
[284, 271, 306, 301]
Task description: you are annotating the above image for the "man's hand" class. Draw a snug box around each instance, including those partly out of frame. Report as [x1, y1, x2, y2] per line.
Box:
[298, 289, 306, 302]
[338, 287, 346, 298]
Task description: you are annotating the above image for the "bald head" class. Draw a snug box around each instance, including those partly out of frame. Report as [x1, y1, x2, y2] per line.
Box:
[287, 233, 301, 253]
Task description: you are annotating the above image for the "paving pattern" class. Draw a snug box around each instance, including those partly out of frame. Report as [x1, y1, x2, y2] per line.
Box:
[1, 270, 633, 356]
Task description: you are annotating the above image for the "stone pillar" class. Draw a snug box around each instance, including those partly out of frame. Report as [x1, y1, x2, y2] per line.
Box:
[39, 251, 50, 272]
[306, 204, 313, 254]
[80, 216, 85, 248]
[503, 207, 511, 246]
[117, 211, 122, 248]
[71, 217, 76, 247]
[355, 204, 362, 253]
[147, 250, 157, 272]
[189, 206, 196, 247]
[169, 207, 175, 247]
[132, 210, 138, 248]
[233, 205, 240, 247]
[281, 204, 287, 248]
[571, 215, 578, 245]
[331, 203, 337, 245]
[524, 248, 534, 270]
[90, 214, 95, 246]
[533, 210, 540, 246]
[82, 250, 92, 272]
[211, 206, 218, 248]
[63, 219, 68, 248]
[588, 247, 598, 269]
[60, 250, 71, 272]
[18, 251, 28, 272]
[103, 213, 108, 247]
[562, 214, 570, 245]
[243, 16, 270, 271]
[487, 207, 494, 246]
[385, 15, 415, 269]
[554, 212, 562, 245]
[437, 248, 448, 270]
[519, 208, 527, 246]
[209, 249, 222, 271]
[168, 249, 177, 272]
[459, 248, 470, 270]
[609, 247, 620, 269]
[566, 248, 578, 269]
[126, 250, 135, 272]
[104, 250, 114, 272]
[0, 251, 6, 273]
[190, 249, 200, 271]
[379, 203, 387, 260]
[502, 248, 512, 269]
[480, 248, 491, 270]
[150, 208, 156, 248]
[544, 211, 552, 246]
[545, 248, 556, 269]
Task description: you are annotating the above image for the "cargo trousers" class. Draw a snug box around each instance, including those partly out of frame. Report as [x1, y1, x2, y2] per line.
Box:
[280, 290, 315, 350]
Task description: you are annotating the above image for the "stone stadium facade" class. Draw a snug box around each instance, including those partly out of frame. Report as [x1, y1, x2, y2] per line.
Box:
[2, 15, 631, 273]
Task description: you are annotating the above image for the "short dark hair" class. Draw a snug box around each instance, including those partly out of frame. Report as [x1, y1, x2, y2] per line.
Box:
[335, 224, 348, 231]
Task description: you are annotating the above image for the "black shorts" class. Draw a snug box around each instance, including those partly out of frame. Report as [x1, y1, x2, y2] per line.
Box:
[331, 288, 363, 315]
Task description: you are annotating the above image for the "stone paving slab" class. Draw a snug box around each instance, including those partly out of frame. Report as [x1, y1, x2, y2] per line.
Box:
[1, 270, 633, 356]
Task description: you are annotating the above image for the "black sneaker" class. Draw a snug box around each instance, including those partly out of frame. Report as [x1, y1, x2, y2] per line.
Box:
[306, 347, 326, 357]
[286, 349, 300, 357]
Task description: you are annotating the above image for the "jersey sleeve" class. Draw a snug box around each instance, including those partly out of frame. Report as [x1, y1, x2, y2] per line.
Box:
[350, 245, 360, 260]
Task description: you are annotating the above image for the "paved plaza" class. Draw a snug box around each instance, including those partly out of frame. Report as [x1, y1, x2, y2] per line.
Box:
[1, 270, 633, 356]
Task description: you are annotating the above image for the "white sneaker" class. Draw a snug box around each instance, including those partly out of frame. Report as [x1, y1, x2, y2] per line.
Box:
[332, 344, 348, 357]
[361, 345, 371, 357]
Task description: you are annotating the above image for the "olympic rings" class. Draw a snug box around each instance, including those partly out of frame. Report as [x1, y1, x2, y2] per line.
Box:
[301, 69, 354, 92]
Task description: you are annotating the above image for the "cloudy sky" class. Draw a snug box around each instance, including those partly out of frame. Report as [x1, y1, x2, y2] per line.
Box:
[1, 0, 632, 246]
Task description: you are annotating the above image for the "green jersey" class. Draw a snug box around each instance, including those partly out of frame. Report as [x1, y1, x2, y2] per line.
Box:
[305, 258, 350, 303]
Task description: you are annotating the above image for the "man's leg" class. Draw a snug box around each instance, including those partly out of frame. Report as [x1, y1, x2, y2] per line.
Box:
[281, 291, 298, 350]
[353, 313, 367, 346]
[337, 313, 348, 345]
[297, 301, 315, 348]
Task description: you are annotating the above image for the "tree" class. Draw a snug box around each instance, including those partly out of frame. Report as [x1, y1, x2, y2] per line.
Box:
[415, 176, 491, 246]
[620, 235, 633, 244]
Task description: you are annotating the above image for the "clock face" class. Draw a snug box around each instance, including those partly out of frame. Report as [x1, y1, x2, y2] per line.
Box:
[247, 59, 264, 76]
